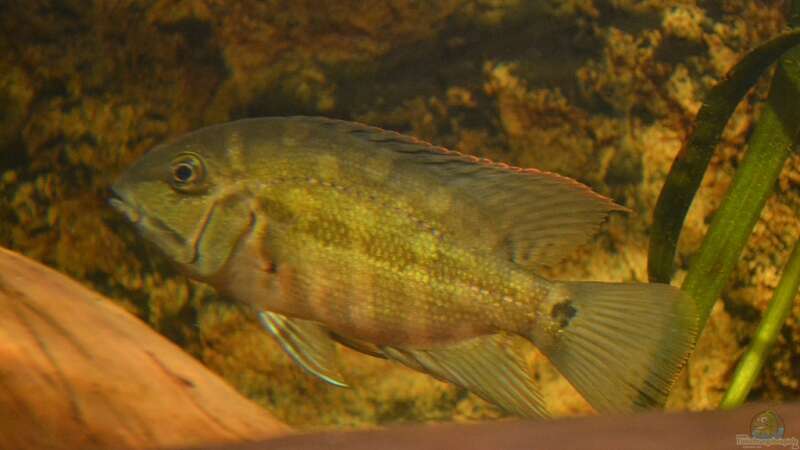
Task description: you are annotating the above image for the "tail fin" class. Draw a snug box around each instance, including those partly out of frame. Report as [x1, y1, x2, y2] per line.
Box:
[529, 282, 698, 414]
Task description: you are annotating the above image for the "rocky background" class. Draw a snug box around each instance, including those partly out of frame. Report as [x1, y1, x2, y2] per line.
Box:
[0, 0, 797, 430]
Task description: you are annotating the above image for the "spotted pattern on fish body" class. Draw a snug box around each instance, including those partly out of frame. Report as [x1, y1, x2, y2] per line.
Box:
[111, 116, 699, 418]
[255, 172, 538, 347]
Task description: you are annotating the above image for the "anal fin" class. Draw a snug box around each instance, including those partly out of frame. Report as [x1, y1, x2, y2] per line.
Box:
[383, 334, 549, 418]
[258, 311, 348, 387]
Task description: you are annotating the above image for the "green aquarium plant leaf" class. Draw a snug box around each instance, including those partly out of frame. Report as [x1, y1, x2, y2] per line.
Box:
[682, 43, 800, 327]
[791, 0, 800, 28]
[648, 0, 800, 411]
[719, 240, 800, 410]
[648, 30, 800, 284]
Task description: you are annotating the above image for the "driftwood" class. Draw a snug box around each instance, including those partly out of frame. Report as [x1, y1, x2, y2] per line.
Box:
[187, 402, 800, 450]
[0, 247, 288, 450]
[2, 246, 798, 450]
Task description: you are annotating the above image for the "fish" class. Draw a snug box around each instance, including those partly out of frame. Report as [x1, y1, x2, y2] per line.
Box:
[110, 116, 699, 418]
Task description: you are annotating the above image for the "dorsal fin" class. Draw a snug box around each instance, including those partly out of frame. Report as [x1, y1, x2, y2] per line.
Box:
[311, 117, 627, 268]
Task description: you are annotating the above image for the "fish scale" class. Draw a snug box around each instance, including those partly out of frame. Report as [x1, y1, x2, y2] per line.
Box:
[253, 168, 527, 345]
[111, 116, 699, 417]
[269, 184, 528, 346]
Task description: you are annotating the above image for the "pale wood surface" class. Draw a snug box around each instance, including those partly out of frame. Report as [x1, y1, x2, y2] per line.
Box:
[0, 247, 289, 450]
[2, 246, 797, 450]
[187, 402, 800, 450]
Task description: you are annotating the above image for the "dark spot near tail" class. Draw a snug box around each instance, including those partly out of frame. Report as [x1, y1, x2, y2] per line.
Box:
[551, 300, 577, 328]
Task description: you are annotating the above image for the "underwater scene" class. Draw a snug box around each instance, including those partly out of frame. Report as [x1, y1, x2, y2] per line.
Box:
[1, 1, 799, 449]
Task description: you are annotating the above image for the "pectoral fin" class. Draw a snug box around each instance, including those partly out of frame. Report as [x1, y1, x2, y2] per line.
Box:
[382, 334, 549, 418]
[258, 311, 348, 387]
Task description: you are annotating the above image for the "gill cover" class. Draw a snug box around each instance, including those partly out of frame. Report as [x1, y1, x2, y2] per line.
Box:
[111, 139, 254, 279]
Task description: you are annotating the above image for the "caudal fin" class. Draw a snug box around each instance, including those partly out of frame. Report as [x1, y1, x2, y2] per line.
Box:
[529, 282, 698, 414]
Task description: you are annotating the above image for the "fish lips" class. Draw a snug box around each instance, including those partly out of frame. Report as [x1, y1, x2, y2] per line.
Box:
[108, 187, 142, 225]
[108, 183, 197, 268]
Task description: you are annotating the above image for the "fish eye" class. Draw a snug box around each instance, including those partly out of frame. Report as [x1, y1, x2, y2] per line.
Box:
[169, 153, 206, 192]
[173, 162, 194, 183]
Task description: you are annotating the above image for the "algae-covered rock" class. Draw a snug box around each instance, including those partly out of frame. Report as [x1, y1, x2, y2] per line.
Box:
[1, 0, 797, 430]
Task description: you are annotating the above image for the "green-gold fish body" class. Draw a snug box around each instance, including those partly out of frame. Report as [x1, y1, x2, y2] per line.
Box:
[111, 117, 699, 417]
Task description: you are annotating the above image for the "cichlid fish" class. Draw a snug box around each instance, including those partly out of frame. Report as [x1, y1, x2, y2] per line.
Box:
[110, 116, 698, 417]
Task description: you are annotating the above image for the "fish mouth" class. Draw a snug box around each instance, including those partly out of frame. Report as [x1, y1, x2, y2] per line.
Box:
[108, 188, 142, 224]
[108, 184, 196, 266]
